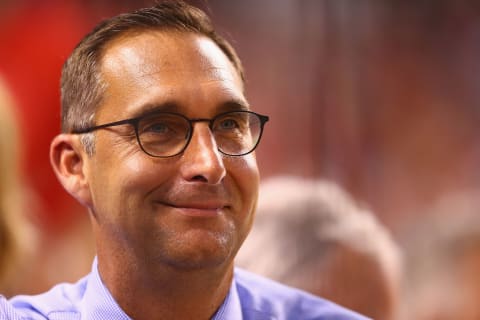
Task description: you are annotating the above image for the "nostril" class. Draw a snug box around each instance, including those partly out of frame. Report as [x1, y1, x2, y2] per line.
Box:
[191, 175, 208, 182]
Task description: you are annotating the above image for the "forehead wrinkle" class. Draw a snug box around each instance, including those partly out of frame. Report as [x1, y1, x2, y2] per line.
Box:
[102, 47, 167, 90]
[137, 61, 240, 88]
[136, 64, 244, 106]
[201, 78, 248, 106]
[204, 65, 240, 84]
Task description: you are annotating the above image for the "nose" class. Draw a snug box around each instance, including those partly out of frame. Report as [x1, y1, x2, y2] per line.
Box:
[180, 123, 226, 184]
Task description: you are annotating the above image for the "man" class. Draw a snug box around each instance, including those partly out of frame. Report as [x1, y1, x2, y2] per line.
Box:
[1, 2, 369, 319]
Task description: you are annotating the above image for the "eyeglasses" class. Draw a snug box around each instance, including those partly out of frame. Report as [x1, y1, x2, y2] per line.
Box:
[71, 110, 269, 157]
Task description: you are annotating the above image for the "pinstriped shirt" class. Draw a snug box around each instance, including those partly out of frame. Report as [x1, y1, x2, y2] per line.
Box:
[0, 258, 369, 320]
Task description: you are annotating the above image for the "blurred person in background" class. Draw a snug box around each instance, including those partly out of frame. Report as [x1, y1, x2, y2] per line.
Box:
[401, 192, 480, 320]
[0, 0, 101, 295]
[236, 176, 402, 320]
[0, 76, 37, 297]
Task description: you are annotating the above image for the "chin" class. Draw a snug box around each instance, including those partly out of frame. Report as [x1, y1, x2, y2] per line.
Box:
[157, 230, 238, 271]
[159, 248, 233, 271]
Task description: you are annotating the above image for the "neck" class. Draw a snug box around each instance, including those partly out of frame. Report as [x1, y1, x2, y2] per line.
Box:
[97, 253, 234, 320]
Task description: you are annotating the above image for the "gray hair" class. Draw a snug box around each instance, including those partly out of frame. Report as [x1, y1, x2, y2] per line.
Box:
[236, 176, 402, 319]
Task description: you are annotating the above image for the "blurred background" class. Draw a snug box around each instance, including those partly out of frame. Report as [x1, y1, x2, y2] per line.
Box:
[1, 0, 479, 318]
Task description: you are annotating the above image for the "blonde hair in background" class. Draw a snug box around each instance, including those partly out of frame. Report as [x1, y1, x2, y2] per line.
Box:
[0, 76, 36, 293]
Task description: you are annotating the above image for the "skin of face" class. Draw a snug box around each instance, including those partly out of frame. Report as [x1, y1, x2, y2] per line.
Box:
[58, 30, 260, 277]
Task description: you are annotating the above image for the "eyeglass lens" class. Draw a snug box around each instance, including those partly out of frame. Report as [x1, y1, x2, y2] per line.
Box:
[136, 111, 263, 157]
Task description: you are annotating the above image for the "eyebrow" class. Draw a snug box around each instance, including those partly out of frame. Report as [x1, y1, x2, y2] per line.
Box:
[217, 99, 250, 113]
[131, 102, 180, 118]
[130, 99, 250, 119]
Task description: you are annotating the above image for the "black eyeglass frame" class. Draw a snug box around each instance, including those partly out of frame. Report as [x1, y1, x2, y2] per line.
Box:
[71, 110, 269, 158]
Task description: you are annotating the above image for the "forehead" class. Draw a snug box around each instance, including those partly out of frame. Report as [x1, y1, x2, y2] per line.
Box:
[97, 30, 245, 118]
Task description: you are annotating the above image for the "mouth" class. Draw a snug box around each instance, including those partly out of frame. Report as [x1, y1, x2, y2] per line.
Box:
[156, 201, 228, 218]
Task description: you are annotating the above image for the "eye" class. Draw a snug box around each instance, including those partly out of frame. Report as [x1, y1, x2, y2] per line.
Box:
[213, 112, 251, 136]
[218, 118, 239, 130]
[145, 121, 169, 134]
[138, 114, 189, 140]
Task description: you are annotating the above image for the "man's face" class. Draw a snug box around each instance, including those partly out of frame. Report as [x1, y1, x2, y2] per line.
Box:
[85, 31, 259, 271]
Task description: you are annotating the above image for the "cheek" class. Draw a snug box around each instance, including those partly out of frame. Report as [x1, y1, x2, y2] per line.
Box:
[231, 154, 259, 189]
[91, 151, 171, 206]
[244, 155, 260, 195]
[227, 155, 259, 217]
[124, 155, 143, 171]
[119, 157, 177, 196]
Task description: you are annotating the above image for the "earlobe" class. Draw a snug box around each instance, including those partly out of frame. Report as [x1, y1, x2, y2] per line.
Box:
[50, 134, 93, 208]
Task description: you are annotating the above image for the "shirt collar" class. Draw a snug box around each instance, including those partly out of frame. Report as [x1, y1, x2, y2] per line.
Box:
[212, 274, 243, 320]
[83, 258, 241, 320]
[82, 257, 132, 320]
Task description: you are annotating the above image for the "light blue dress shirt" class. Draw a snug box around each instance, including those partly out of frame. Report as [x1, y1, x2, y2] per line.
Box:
[0, 258, 369, 319]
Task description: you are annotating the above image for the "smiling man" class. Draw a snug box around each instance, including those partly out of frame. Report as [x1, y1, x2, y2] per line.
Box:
[1, 2, 368, 319]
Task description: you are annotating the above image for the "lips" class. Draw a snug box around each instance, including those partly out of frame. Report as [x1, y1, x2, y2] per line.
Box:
[151, 184, 231, 217]
[156, 199, 229, 217]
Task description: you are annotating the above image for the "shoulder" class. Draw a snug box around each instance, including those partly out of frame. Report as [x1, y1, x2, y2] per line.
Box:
[2, 276, 88, 319]
[234, 268, 370, 320]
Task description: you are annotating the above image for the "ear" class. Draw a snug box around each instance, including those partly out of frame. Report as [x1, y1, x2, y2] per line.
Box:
[50, 133, 93, 208]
